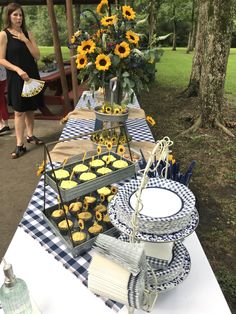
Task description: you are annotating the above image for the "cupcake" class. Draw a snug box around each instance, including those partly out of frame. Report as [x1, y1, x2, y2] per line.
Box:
[88, 223, 103, 237]
[97, 187, 111, 196]
[96, 167, 112, 175]
[102, 154, 116, 164]
[73, 163, 89, 174]
[107, 194, 115, 203]
[69, 201, 83, 217]
[78, 211, 93, 228]
[103, 213, 113, 228]
[71, 231, 87, 246]
[94, 204, 107, 213]
[60, 180, 78, 190]
[57, 219, 73, 235]
[89, 159, 105, 169]
[112, 160, 129, 169]
[84, 195, 97, 205]
[52, 169, 70, 180]
[79, 172, 97, 182]
[51, 209, 65, 223]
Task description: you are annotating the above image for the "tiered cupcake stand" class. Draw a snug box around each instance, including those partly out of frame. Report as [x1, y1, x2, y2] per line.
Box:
[107, 139, 199, 299]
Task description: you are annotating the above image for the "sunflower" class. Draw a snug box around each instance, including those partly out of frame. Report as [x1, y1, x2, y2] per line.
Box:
[168, 154, 173, 161]
[83, 201, 89, 211]
[96, 0, 108, 16]
[126, 30, 139, 44]
[76, 54, 88, 69]
[105, 106, 112, 114]
[36, 160, 45, 176]
[122, 6, 135, 20]
[100, 194, 106, 203]
[96, 211, 103, 221]
[114, 107, 120, 114]
[101, 15, 117, 27]
[97, 145, 102, 155]
[95, 54, 111, 71]
[105, 155, 111, 164]
[106, 141, 113, 151]
[118, 145, 126, 155]
[146, 115, 156, 126]
[111, 136, 117, 144]
[114, 42, 131, 59]
[99, 137, 105, 144]
[77, 39, 96, 54]
[111, 186, 118, 195]
[79, 219, 85, 230]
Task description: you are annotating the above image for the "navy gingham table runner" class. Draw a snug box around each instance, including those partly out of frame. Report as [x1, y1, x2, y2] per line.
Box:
[19, 92, 154, 312]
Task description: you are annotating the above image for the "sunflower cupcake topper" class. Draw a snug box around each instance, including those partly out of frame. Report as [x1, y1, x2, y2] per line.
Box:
[117, 144, 126, 158]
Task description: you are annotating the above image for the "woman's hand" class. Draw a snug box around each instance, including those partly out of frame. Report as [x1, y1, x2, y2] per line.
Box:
[13, 31, 29, 44]
[16, 68, 29, 81]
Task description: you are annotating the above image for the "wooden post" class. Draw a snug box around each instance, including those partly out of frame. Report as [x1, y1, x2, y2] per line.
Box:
[66, 0, 79, 106]
[46, 0, 71, 114]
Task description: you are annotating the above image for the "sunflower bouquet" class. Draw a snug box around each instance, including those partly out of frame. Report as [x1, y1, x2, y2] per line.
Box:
[69, 0, 159, 104]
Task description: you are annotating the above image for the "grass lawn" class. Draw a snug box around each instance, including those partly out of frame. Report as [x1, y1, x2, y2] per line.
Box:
[156, 47, 236, 100]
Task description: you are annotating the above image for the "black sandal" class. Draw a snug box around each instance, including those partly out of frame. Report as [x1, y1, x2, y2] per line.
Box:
[11, 145, 27, 159]
[26, 135, 44, 145]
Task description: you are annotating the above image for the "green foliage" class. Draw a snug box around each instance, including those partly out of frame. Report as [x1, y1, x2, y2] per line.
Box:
[24, 5, 68, 46]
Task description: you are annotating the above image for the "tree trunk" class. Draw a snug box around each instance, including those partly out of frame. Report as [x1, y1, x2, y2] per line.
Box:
[172, 4, 177, 51]
[199, 0, 234, 127]
[186, 0, 196, 54]
[184, 0, 207, 97]
[148, 0, 156, 47]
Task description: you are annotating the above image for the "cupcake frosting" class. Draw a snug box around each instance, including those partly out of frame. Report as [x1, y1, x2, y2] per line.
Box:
[112, 160, 128, 169]
[97, 167, 112, 175]
[79, 172, 97, 181]
[90, 159, 105, 168]
[60, 180, 78, 189]
[73, 164, 89, 173]
[52, 169, 70, 180]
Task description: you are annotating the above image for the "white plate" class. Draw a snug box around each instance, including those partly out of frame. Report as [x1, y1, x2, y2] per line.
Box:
[129, 187, 183, 218]
[108, 204, 199, 242]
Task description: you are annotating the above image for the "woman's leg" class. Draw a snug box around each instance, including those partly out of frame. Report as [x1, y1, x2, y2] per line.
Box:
[25, 110, 34, 138]
[14, 111, 26, 146]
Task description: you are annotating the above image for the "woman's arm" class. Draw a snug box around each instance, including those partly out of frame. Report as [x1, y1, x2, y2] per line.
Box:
[0, 31, 29, 81]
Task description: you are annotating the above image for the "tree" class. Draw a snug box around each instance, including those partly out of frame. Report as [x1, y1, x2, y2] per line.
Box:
[183, 0, 235, 137]
[182, 0, 207, 97]
[186, 0, 197, 53]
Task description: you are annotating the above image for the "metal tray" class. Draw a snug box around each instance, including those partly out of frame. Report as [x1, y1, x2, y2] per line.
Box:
[45, 151, 136, 202]
[42, 201, 120, 257]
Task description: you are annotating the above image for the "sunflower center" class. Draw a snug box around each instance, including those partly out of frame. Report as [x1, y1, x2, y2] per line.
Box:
[125, 10, 131, 16]
[80, 59, 85, 64]
[119, 46, 126, 53]
[106, 18, 113, 22]
[130, 35, 135, 40]
[83, 45, 91, 50]
[99, 59, 107, 66]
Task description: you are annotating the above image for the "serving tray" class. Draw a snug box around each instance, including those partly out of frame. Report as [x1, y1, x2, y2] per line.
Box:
[42, 196, 120, 257]
[45, 151, 136, 202]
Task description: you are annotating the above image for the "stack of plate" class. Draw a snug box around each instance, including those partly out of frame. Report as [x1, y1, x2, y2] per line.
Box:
[118, 233, 191, 292]
[109, 177, 196, 237]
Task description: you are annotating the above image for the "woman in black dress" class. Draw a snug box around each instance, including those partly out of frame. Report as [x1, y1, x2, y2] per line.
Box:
[0, 2, 44, 158]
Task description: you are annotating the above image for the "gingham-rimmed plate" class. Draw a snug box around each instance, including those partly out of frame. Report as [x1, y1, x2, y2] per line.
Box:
[146, 241, 186, 285]
[146, 245, 191, 292]
[108, 203, 199, 242]
[114, 177, 195, 222]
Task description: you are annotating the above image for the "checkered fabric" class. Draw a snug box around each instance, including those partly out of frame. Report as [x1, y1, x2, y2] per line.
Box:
[60, 118, 154, 143]
[18, 92, 156, 312]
